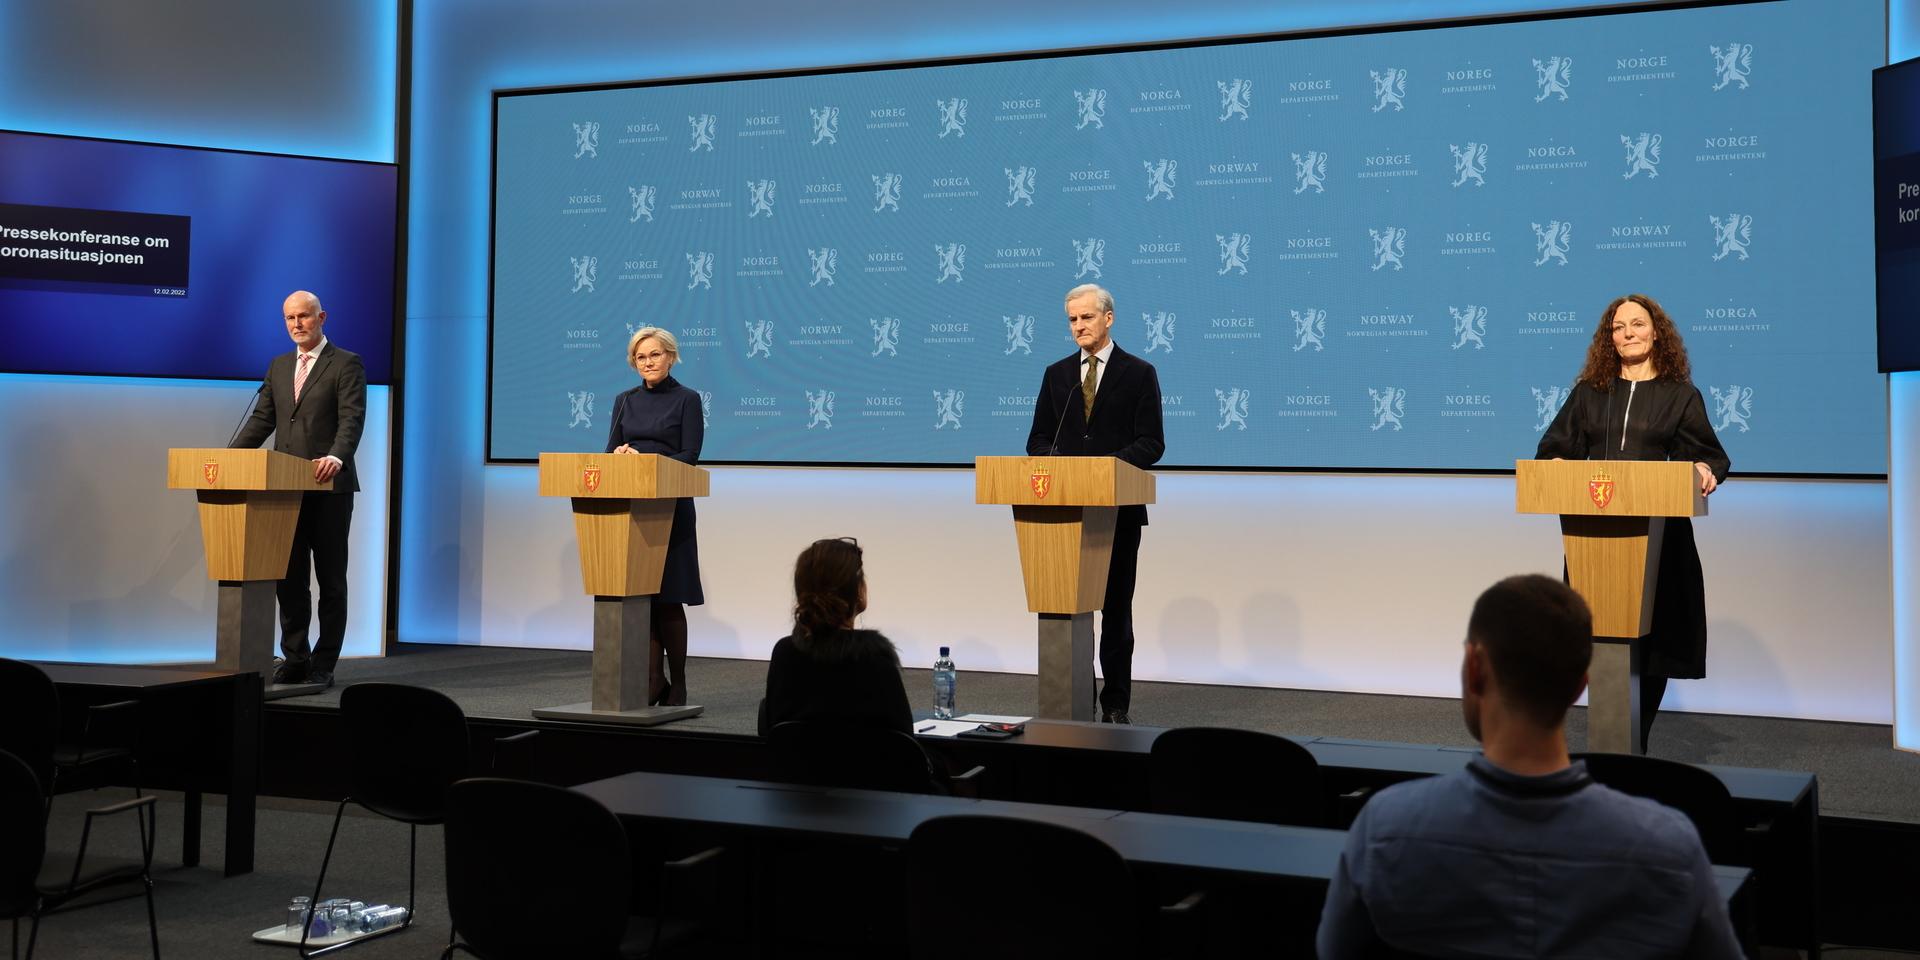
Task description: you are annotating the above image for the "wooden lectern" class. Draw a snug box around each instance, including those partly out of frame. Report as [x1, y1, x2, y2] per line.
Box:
[532, 452, 710, 726]
[1515, 459, 1706, 754]
[976, 456, 1156, 721]
[168, 448, 330, 694]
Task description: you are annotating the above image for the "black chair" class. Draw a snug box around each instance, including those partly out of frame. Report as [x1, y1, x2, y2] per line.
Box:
[1149, 726, 1325, 827]
[487, 729, 542, 782]
[0, 749, 159, 960]
[757, 719, 960, 954]
[907, 815, 1155, 960]
[1572, 752, 1746, 864]
[441, 777, 722, 960]
[767, 720, 981, 795]
[0, 657, 149, 940]
[0, 659, 143, 811]
[303, 683, 472, 956]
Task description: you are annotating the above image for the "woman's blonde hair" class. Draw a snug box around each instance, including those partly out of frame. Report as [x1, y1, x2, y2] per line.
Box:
[626, 326, 680, 374]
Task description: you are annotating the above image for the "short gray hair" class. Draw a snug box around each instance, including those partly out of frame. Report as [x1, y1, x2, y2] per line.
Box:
[626, 326, 680, 372]
[1064, 283, 1113, 316]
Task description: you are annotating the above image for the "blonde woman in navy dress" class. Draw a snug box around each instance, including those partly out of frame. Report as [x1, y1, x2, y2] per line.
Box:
[606, 327, 705, 705]
[1535, 294, 1730, 747]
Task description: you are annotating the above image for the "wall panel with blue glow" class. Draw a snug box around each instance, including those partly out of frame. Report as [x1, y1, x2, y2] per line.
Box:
[0, 1, 398, 665]
[407, 0, 1895, 729]
[1889, 0, 1918, 752]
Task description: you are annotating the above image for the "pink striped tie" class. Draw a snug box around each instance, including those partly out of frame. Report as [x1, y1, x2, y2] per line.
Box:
[293, 353, 312, 403]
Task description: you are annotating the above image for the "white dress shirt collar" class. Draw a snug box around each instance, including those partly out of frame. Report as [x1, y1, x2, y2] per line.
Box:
[1080, 338, 1115, 368]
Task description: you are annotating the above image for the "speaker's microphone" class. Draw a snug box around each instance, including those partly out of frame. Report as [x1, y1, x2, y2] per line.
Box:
[1046, 368, 1074, 456]
[226, 380, 268, 449]
[1602, 388, 1613, 461]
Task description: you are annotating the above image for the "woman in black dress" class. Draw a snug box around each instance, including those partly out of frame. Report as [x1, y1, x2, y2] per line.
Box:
[1535, 293, 1730, 746]
[760, 538, 912, 736]
[606, 326, 704, 706]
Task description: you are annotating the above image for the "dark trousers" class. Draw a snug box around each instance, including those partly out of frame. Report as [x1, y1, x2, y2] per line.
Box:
[1099, 513, 1144, 714]
[279, 491, 354, 671]
[1641, 672, 1669, 748]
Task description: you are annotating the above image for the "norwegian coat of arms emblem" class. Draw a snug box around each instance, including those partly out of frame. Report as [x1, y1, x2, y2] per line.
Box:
[1589, 472, 1614, 510]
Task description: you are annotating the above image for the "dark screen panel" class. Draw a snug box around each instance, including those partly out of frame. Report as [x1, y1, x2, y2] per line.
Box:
[1876, 58, 1920, 374]
[0, 130, 397, 382]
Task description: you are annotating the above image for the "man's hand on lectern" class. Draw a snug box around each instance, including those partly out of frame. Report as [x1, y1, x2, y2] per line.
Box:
[314, 456, 342, 483]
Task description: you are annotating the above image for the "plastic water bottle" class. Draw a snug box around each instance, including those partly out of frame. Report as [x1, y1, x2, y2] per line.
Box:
[361, 906, 409, 932]
[933, 646, 957, 719]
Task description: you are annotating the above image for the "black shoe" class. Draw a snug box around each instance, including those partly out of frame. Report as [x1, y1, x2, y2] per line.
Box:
[307, 670, 335, 689]
[271, 659, 308, 685]
[1107, 711, 1131, 725]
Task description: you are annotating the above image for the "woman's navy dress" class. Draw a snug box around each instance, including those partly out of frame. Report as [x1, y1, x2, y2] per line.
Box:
[604, 375, 705, 606]
[1535, 377, 1730, 679]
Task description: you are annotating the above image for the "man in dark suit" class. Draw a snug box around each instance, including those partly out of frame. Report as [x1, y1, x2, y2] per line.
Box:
[232, 290, 367, 688]
[1026, 283, 1165, 723]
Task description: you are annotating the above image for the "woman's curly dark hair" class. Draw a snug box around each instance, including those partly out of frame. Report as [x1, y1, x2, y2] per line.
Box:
[1575, 293, 1691, 392]
[791, 538, 865, 653]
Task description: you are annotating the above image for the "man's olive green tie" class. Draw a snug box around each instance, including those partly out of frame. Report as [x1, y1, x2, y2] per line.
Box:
[1081, 355, 1100, 421]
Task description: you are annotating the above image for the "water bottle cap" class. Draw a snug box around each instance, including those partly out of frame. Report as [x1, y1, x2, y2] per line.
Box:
[939, 646, 950, 657]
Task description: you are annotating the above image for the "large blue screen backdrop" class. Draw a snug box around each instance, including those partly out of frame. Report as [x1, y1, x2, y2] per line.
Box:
[491, 0, 1883, 472]
[0, 130, 397, 383]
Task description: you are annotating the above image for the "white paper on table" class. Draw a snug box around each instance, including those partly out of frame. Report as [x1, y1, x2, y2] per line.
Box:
[912, 720, 982, 738]
[955, 714, 1034, 725]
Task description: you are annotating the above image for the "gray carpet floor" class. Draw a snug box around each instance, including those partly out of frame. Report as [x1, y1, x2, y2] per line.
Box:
[281, 644, 1920, 823]
[34, 788, 456, 960]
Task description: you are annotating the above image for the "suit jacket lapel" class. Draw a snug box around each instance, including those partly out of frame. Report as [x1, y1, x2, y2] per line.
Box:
[1087, 346, 1127, 427]
[275, 352, 297, 419]
[294, 347, 336, 413]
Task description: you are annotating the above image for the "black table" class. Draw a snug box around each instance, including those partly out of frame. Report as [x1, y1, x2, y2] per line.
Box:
[573, 769, 1753, 949]
[38, 663, 261, 877]
[577, 770, 1349, 877]
[919, 719, 1815, 952]
[924, 719, 1813, 807]
[576, 769, 1749, 892]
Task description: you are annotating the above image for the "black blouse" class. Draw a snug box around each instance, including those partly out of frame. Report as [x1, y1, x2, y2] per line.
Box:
[1535, 378, 1730, 481]
[602, 374, 706, 605]
[604, 375, 702, 462]
[761, 630, 914, 737]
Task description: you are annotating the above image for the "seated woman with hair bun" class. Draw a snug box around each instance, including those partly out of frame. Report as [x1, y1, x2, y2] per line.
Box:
[760, 537, 912, 737]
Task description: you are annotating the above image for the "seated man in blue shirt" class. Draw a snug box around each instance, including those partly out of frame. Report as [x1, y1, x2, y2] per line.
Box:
[1317, 574, 1742, 959]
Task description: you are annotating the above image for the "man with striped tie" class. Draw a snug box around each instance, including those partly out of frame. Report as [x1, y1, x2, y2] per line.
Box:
[232, 290, 367, 688]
